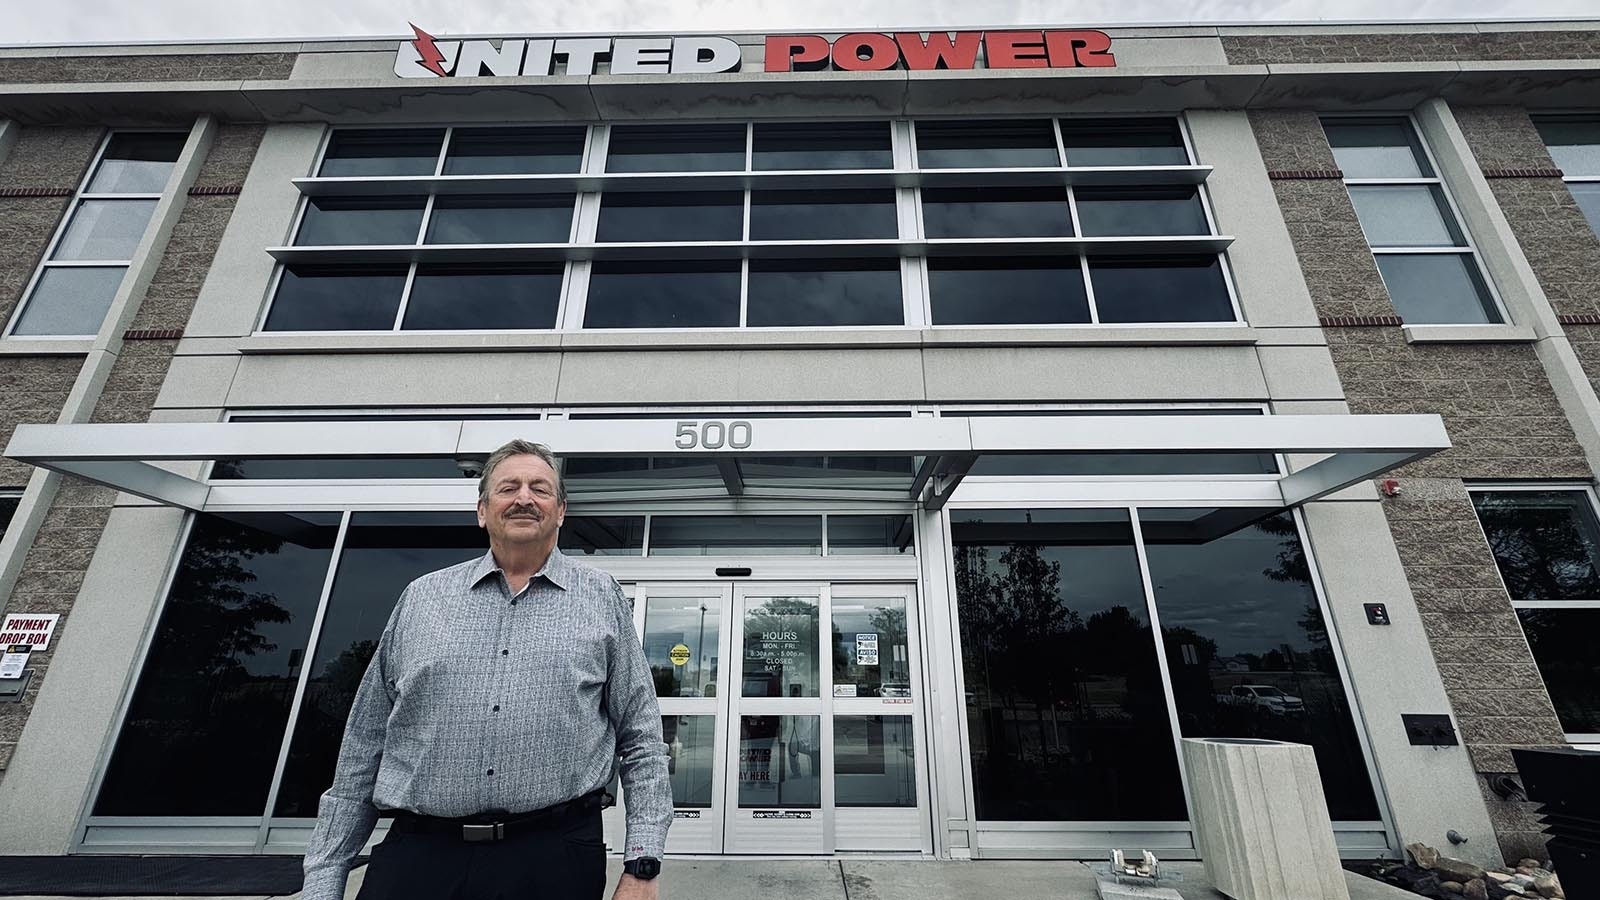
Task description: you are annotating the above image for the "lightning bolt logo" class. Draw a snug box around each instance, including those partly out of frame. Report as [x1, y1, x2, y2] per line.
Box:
[409, 23, 449, 77]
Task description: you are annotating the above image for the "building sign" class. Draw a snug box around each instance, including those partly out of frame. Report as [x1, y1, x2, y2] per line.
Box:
[396, 24, 1114, 78]
[0, 613, 59, 651]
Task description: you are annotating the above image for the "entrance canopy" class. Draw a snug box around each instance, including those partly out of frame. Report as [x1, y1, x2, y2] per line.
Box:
[4, 414, 1449, 512]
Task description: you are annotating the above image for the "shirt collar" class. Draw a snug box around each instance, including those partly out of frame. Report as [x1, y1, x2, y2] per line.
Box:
[470, 547, 573, 592]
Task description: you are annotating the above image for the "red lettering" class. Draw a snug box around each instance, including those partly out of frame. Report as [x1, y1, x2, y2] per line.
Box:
[984, 31, 1048, 68]
[764, 35, 830, 72]
[832, 33, 899, 71]
[894, 32, 981, 70]
[1045, 30, 1116, 68]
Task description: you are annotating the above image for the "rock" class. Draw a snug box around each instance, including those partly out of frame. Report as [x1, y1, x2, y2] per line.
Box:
[1532, 874, 1561, 899]
[1488, 872, 1514, 884]
[1442, 882, 1465, 894]
[1512, 874, 1536, 887]
[1516, 867, 1538, 877]
[1465, 878, 1489, 900]
[1409, 842, 1442, 869]
[1519, 859, 1542, 870]
[1436, 857, 1490, 884]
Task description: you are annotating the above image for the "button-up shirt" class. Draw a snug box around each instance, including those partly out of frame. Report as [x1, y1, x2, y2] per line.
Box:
[301, 548, 671, 900]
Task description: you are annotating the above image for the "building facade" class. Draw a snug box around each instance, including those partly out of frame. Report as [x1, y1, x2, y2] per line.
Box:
[0, 19, 1598, 868]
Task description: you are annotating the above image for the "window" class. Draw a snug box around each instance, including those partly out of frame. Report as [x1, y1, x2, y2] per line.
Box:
[264, 266, 408, 331]
[596, 192, 743, 243]
[1088, 256, 1234, 323]
[746, 259, 903, 327]
[915, 119, 1059, 169]
[1059, 118, 1189, 167]
[6, 132, 185, 337]
[748, 190, 897, 241]
[1470, 488, 1600, 739]
[605, 123, 746, 172]
[318, 128, 444, 177]
[294, 196, 426, 246]
[425, 195, 575, 244]
[402, 264, 563, 330]
[921, 188, 1073, 238]
[1323, 117, 1502, 325]
[0, 491, 19, 542]
[928, 258, 1089, 325]
[753, 121, 893, 170]
[442, 126, 584, 175]
[1532, 116, 1600, 238]
[584, 261, 741, 328]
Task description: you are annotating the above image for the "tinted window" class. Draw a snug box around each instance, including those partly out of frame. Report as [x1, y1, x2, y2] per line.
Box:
[55, 199, 158, 259]
[584, 261, 740, 328]
[319, 129, 444, 178]
[1471, 490, 1600, 605]
[294, 196, 426, 246]
[425, 195, 574, 244]
[835, 717, 916, 807]
[443, 126, 586, 175]
[968, 451, 1275, 477]
[264, 266, 407, 331]
[10, 266, 125, 336]
[928, 258, 1088, 325]
[1059, 118, 1189, 167]
[1534, 117, 1600, 177]
[0, 495, 18, 541]
[1569, 183, 1600, 237]
[952, 508, 1187, 821]
[921, 187, 1072, 238]
[87, 132, 187, 193]
[606, 124, 746, 173]
[94, 513, 341, 815]
[753, 121, 893, 170]
[402, 264, 563, 330]
[213, 457, 465, 479]
[915, 120, 1059, 169]
[1323, 119, 1432, 179]
[650, 515, 822, 555]
[1374, 254, 1498, 325]
[828, 515, 914, 555]
[748, 190, 898, 241]
[1517, 608, 1600, 734]
[1347, 185, 1462, 248]
[559, 516, 646, 556]
[746, 259, 903, 327]
[1075, 187, 1209, 236]
[596, 192, 744, 243]
[1089, 256, 1234, 323]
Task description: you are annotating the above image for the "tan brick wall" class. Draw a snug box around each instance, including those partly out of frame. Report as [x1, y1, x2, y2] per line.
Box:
[0, 357, 80, 487]
[0, 53, 294, 84]
[1223, 31, 1600, 65]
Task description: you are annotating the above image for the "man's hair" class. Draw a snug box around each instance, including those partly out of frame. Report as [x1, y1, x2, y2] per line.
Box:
[477, 439, 567, 505]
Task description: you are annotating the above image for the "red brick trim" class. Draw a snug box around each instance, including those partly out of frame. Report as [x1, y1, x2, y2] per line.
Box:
[122, 328, 183, 341]
[1268, 169, 1345, 180]
[188, 185, 242, 195]
[0, 186, 75, 197]
[1321, 315, 1404, 328]
[1482, 167, 1565, 179]
[1558, 314, 1600, 326]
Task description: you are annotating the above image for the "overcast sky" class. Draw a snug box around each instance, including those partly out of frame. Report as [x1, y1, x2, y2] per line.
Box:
[7, 0, 1599, 46]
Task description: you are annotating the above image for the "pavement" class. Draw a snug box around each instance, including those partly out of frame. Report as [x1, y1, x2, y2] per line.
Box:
[1, 858, 1421, 900]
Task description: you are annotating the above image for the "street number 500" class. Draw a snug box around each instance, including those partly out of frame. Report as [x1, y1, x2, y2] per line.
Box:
[675, 420, 753, 450]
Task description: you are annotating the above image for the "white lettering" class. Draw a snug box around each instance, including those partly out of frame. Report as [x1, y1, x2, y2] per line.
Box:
[611, 38, 672, 75]
[456, 39, 526, 77]
[555, 38, 613, 76]
[670, 36, 743, 74]
[521, 39, 555, 76]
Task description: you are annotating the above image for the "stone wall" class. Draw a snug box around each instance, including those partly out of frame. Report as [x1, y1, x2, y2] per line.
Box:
[1223, 31, 1600, 65]
[0, 54, 295, 84]
[0, 357, 80, 487]
[0, 126, 102, 326]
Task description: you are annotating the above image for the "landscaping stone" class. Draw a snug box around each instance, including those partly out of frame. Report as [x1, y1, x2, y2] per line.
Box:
[1410, 843, 1443, 869]
[1436, 858, 1490, 884]
[1465, 878, 1489, 900]
[1518, 859, 1541, 870]
[1442, 882, 1465, 894]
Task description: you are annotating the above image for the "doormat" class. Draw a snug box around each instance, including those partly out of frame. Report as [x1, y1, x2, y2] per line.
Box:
[0, 855, 349, 896]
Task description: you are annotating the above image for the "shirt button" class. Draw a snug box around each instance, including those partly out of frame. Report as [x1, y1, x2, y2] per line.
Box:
[486, 768, 495, 776]
[510, 599, 518, 607]
[492, 705, 500, 712]
[501, 649, 509, 656]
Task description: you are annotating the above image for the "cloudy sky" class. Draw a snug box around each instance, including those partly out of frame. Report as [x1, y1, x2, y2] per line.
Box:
[6, 0, 1599, 45]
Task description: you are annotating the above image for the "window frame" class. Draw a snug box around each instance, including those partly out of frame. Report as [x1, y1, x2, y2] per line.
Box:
[1530, 113, 1600, 239]
[0, 487, 21, 542]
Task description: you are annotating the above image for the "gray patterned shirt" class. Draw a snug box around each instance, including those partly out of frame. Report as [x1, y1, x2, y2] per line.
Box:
[301, 548, 671, 900]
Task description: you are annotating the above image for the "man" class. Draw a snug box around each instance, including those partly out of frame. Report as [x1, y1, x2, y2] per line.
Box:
[302, 440, 671, 900]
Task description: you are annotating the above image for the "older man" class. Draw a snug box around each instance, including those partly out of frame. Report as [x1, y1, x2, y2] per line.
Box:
[302, 439, 671, 900]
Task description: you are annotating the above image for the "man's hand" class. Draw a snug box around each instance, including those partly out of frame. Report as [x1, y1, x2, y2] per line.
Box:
[613, 873, 659, 900]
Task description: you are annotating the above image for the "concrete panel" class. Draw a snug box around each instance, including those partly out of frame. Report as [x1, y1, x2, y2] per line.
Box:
[1247, 67, 1460, 111]
[1256, 345, 1346, 401]
[185, 123, 322, 339]
[291, 51, 394, 80]
[241, 80, 601, 124]
[904, 67, 1265, 116]
[0, 505, 188, 853]
[1300, 500, 1502, 868]
[152, 354, 242, 411]
[1185, 109, 1321, 328]
[922, 346, 1267, 402]
[227, 352, 562, 408]
[554, 349, 926, 405]
[1107, 37, 1228, 66]
[589, 71, 907, 120]
[917, 326, 1257, 347]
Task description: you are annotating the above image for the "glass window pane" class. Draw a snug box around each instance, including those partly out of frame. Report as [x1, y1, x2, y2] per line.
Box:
[1141, 507, 1381, 821]
[87, 133, 186, 193]
[832, 596, 909, 698]
[739, 715, 821, 807]
[743, 596, 820, 698]
[644, 595, 722, 698]
[596, 192, 743, 243]
[443, 126, 585, 175]
[664, 715, 717, 807]
[606, 124, 746, 173]
[1374, 253, 1499, 324]
[1471, 490, 1600, 604]
[402, 264, 562, 330]
[0, 495, 18, 542]
[921, 187, 1072, 238]
[951, 508, 1188, 821]
[1323, 119, 1433, 179]
[1570, 182, 1600, 238]
[1347, 185, 1462, 248]
[584, 261, 740, 328]
[1059, 118, 1189, 167]
[557, 516, 646, 557]
[54, 199, 157, 260]
[1517, 608, 1600, 735]
[1089, 256, 1234, 323]
[651, 516, 821, 556]
[11, 266, 125, 336]
[294, 196, 426, 246]
[213, 456, 464, 479]
[1075, 187, 1208, 237]
[835, 717, 916, 807]
[915, 120, 1059, 169]
[264, 266, 407, 331]
[828, 515, 914, 556]
[747, 259, 902, 327]
[424, 195, 573, 244]
[319, 128, 444, 177]
[968, 451, 1276, 477]
[753, 122, 892, 170]
[1535, 118, 1600, 178]
[94, 512, 342, 816]
[928, 258, 1089, 325]
[748, 190, 897, 241]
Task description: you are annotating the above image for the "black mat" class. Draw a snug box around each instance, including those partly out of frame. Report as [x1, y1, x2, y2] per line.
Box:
[0, 855, 344, 896]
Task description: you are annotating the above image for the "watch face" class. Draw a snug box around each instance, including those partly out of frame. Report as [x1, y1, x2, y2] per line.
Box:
[632, 857, 661, 879]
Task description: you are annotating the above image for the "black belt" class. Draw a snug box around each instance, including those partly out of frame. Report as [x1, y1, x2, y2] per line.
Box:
[388, 788, 612, 843]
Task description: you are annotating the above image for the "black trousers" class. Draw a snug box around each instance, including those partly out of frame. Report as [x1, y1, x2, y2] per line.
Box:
[354, 810, 608, 900]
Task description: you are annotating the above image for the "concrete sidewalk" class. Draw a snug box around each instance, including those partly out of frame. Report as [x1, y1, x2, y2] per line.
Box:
[4, 859, 1420, 900]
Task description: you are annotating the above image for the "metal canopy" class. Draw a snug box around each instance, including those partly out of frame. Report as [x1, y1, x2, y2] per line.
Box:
[2, 414, 1450, 513]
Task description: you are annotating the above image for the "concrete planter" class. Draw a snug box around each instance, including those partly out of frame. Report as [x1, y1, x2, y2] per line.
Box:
[1182, 737, 1349, 900]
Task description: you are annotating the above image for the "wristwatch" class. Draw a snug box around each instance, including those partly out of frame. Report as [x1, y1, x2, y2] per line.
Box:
[624, 857, 661, 880]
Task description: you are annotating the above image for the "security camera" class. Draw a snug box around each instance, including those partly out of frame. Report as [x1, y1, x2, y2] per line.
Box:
[456, 457, 485, 478]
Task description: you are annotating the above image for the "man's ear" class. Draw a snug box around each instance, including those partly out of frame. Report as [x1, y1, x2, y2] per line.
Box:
[476, 499, 488, 529]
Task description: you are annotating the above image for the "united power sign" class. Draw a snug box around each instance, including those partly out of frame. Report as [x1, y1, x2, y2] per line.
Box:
[395, 24, 1116, 78]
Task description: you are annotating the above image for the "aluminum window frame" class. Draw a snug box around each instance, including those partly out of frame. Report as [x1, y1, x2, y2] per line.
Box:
[1530, 113, 1600, 239]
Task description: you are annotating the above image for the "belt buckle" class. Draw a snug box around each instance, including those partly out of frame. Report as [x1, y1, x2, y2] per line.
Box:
[462, 822, 504, 842]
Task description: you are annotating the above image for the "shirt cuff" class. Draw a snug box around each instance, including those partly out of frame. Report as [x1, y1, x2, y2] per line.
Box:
[299, 863, 352, 900]
[622, 824, 668, 861]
